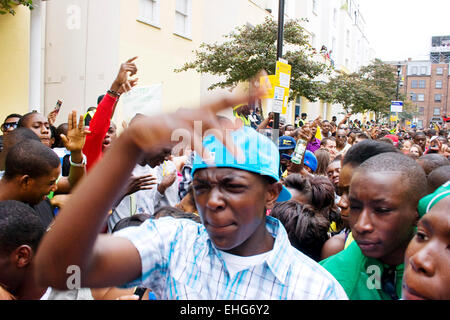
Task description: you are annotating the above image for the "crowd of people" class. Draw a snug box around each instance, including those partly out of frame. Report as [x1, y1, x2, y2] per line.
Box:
[0, 57, 449, 301]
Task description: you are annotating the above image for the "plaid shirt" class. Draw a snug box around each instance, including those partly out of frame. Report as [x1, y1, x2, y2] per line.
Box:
[114, 216, 348, 300]
[178, 152, 194, 200]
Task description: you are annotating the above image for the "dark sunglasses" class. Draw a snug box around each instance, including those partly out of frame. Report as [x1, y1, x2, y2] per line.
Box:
[1, 122, 18, 132]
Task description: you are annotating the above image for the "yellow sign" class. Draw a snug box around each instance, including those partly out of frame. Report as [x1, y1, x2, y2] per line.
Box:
[275, 61, 292, 113]
[259, 61, 292, 115]
[390, 115, 398, 122]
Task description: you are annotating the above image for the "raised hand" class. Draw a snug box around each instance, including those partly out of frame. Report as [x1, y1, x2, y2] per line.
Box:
[296, 124, 313, 142]
[60, 111, 91, 153]
[157, 171, 177, 195]
[124, 174, 158, 197]
[110, 57, 139, 95]
[47, 109, 59, 127]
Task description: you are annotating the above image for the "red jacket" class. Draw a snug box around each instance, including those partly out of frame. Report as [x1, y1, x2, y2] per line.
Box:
[82, 94, 117, 171]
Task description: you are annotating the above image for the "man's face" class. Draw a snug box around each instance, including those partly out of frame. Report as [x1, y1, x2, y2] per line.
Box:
[24, 114, 51, 147]
[23, 166, 60, 205]
[336, 130, 347, 147]
[102, 125, 117, 152]
[322, 122, 332, 134]
[324, 139, 337, 154]
[284, 125, 294, 136]
[280, 148, 294, 167]
[349, 171, 418, 265]
[402, 198, 450, 300]
[327, 160, 341, 189]
[336, 163, 356, 221]
[193, 168, 278, 256]
[414, 135, 427, 151]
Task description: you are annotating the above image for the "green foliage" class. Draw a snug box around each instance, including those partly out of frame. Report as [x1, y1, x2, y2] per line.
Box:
[175, 17, 330, 102]
[0, 0, 33, 15]
[324, 59, 404, 118]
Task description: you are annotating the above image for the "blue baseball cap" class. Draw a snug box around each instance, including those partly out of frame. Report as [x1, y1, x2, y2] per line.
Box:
[191, 126, 291, 202]
[304, 150, 318, 172]
[279, 136, 296, 150]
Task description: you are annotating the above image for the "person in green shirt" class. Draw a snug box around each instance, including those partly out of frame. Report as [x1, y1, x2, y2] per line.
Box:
[402, 181, 450, 300]
[320, 152, 428, 300]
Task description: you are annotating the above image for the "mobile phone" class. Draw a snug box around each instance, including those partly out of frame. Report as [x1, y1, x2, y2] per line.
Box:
[55, 100, 62, 113]
[133, 287, 146, 300]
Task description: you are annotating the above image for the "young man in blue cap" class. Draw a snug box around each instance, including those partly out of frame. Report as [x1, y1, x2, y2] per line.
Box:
[279, 135, 296, 176]
[35, 87, 347, 300]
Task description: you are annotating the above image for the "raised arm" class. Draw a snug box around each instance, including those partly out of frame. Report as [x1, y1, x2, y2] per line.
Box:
[34, 75, 267, 290]
[83, 57, 139, 171]
[55, 111, 89, 194]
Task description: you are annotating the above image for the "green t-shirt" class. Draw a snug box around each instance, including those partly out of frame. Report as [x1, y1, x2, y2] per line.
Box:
[319, 241, 403, 300]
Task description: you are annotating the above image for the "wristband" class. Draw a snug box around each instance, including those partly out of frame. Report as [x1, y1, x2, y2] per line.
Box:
[107, 89, 121, 98]
[70, 153, 87, 167]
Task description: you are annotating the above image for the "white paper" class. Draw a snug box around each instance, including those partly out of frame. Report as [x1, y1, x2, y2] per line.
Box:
[279, 72, 291, 88]
[274, 86, 285, 101]
[121, 84, 163, 122]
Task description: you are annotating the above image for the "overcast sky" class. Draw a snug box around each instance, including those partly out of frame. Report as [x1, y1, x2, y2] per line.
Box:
[358, 0, 450, 62]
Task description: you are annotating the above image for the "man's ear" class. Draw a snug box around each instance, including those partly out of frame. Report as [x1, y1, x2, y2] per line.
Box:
[13, 245, 33, 269]
[18, 175, 31, 189]
[266, 182, 282, 210]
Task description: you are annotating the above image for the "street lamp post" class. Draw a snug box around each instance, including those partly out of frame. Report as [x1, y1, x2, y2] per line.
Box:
[273, 0, 285, 142]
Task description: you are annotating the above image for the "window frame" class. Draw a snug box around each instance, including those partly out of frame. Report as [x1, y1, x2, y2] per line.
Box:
[418, 80, 426, 89]
[174, 0, 192, 40]
[137, 0, 161, 29]
[417, 94, 425, 102]
[435, 94, 442, 102]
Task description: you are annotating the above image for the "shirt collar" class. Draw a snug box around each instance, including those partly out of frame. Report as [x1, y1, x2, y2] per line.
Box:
[206, 216, 291, 284]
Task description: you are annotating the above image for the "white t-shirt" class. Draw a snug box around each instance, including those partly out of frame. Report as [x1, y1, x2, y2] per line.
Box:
[41, 287, 94, 300]
[219, 250, 272, 278]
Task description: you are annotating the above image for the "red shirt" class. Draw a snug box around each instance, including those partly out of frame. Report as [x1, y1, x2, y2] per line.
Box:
[82, 94, 117, 171]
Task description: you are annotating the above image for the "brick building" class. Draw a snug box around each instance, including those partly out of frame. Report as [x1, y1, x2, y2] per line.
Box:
[387, 36, 450, 129]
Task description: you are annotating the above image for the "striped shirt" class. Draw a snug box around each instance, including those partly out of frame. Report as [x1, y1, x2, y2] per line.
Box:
[114, 216, 348, 300]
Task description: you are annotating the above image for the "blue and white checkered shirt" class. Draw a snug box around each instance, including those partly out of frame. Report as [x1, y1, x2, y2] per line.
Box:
[114, 216, 348, 300]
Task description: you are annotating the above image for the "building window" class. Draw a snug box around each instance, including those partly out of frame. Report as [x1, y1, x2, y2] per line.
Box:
[411, 80, 418, 88]
[411, 66, 418, 75]
[138, 0, 160, 27]
[436, 80, 443, 89]
[420, 66, 427, 75]
[434, 108, 441, 116]
[418, 94, 425, 102]
[418, 120, 423, 128]
[436, 67, 444, 75]
[419, 80, 426, 88]
[175, 0, 192, 38]
[435, 94, 442, 102]
[410, 93, 417, 101]
[418, 107, 425, 115]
